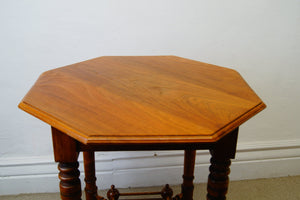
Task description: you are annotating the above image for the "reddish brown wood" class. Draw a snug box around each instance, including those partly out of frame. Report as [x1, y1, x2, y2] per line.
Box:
[19, 56, 266, 145]
[121, 199, 163, 200]
[207, 158, 231, 200]
[18, 56, 266, 200]
[121, 191, 162, 196]
[52, 127, 82, 200]
[181, 150, 196, 200]
[83, 151, 102, 200]
[107, 185, 120, 200]
[105, 185, 174, 200]
[52, 127, 79, 162]
[207, 128, 239, 200]
[58, 162, 82, 200]
[79, 142, 212, 151]
[161, 184, 173, 200]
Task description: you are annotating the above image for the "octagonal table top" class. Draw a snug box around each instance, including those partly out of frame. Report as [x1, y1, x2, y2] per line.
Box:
[19, 56, 266, 145]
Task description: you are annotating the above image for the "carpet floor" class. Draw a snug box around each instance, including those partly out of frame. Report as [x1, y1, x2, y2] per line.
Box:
[1, 176, 300, 200]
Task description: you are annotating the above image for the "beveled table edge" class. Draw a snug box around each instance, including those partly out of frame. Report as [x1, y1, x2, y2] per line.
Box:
[18, 100, 266, 145]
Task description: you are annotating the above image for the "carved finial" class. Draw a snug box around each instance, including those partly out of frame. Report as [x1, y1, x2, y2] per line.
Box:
[161, 184, 173, 200]
[107, 185, 120, 200]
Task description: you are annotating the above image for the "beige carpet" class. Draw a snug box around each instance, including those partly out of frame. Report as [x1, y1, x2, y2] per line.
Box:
[1, 176, 300, 200]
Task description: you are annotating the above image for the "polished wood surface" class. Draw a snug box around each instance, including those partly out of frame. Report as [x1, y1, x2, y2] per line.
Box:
[83, 151, 100, 200]
[52, 127, 82, 200]
[58, 162, 82, 200]
[182, 150, 196, 200]
[52, 127, 79, 162]
[106, 184, 174, 200]
[207, 128, 239, 200]
[19, 56, 266, 200]
[19, 56, 265, 145]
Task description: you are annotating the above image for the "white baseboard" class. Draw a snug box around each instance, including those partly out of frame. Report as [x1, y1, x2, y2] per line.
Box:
[1, 139, 300, 195]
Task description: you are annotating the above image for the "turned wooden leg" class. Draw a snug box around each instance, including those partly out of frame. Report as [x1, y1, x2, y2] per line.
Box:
[182, 149, 196, 200]
[207, 158, 231, 200]
[206, 128, 239, 200]
[52, 127, 82, 200]
[83, 151, 101, 200]
[58, 162, 82, 200]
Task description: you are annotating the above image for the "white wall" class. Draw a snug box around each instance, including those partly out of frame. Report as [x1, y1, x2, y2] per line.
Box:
[1, 0, 300, 195]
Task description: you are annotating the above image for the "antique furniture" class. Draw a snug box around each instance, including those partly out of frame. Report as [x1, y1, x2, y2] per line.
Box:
[19, 56, 266, 200]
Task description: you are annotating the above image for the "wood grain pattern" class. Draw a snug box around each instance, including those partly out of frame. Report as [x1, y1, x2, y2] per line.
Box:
[19, 56, 265, 144]
[52, 127, 79, 162]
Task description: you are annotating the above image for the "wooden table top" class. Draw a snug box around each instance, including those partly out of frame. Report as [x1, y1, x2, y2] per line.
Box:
[19, 56, 265, 145]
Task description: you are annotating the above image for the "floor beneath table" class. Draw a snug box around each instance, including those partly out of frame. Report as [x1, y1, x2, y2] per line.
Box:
[1, 176, 300, 200]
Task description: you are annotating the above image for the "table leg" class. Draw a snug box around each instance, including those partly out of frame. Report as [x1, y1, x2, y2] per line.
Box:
[58, 162, 82, 200]
[52, 127, 82, 200]
[83, 151, 103, 200]
[206, 128, 239, 200]
[182, 149, 196, 200]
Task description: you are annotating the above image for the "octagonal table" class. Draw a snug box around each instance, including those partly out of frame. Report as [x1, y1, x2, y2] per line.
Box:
[19, 56, 266, 200]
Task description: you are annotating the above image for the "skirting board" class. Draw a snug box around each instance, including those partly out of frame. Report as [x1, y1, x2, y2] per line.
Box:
[1, 139, 300, 195]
